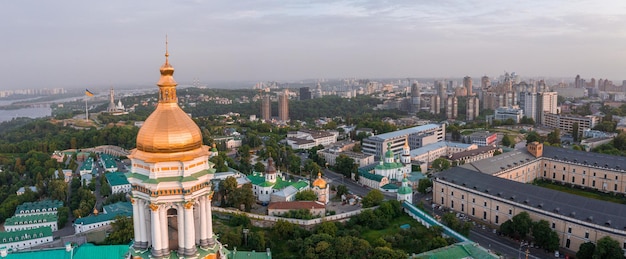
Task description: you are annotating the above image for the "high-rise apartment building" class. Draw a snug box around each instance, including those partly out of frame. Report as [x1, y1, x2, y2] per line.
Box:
[436, 80, 447, 109]
[481, 76, 491, 89]
[540, 92, 558, 125]
[466, 96, 480, 121]
[300, 87, 311, 100]
[463, 76, 473, 96]
[278, 90, 289, 122]
[523, 92, 539, 122]
[411, 82, 420, 113]
[261, 95, 271, 121]
[446, 96, 458, 119]
[429, 95, 441, 114]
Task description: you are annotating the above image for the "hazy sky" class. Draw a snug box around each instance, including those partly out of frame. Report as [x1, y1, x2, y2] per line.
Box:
[3, 0, 626, 90]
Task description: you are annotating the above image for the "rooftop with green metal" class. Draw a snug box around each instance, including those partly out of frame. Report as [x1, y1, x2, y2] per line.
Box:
[415, 241, 498, 259]
[15, 200, 63, 215]
[359, 171, 385, 182]
[3, 243, 130, 259]
[105, 172, 130, 186]
[79, 157, 94, 171]
[5, 213, 57, 226]
[99, 153, 118, 170]
[0, 226, 52, 244]
[103, 202, 132, 215]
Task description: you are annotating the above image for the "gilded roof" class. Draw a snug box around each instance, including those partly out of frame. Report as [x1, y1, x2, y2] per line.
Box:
[312, 172, 327, 189]
[134, 42, 206, 156]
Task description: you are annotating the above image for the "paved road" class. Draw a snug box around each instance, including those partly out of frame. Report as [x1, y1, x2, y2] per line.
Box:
[415, 193, 557, 259]
[323, 168, 396, 199]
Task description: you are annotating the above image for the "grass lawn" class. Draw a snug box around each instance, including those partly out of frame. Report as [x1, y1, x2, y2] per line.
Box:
[360, 214, 426, 243]
[534, 180, 626, 204]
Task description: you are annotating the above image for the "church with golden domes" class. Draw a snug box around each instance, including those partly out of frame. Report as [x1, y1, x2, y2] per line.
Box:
[311, 172, 329, 204]
[126, 40, 225, 259]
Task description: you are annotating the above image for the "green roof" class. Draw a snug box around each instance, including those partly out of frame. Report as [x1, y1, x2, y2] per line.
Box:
[398, 185, 412, 195]
[247, 173, 309, 191]
[5, 213, 57, 226]
[72, 243, 129, 259]
[3, 243, 130, 259]
[359, 172, 384, 182]
[374, 162, 405, 170]
[415, 241, 498, 259]
[247, 173, 271, 187]
[105, 172, 129, 186]
[79, 157, 94, 171]
[75, 201, 132, 225]
[103, 202, 132, 215]
[99, 154, 118, 170]
[74, 211, 131, 226]
[15, 200, 63, 215]
[408, 172, 426, 182]
[0, 226, 52, 244]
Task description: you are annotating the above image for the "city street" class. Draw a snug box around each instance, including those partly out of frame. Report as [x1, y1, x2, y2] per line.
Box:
[414, 193, 559, 259]
[322, 168, 396, 199]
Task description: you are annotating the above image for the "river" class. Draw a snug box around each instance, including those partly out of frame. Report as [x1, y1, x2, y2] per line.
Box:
[0, 106, 52, 123]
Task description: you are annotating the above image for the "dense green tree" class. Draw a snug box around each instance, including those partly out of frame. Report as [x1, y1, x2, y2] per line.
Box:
[441, 212, 472, 236]
[531, 220, 559, 251]
[336, 185, 349, 198]
[303, 159, 322, 177]
[371, 246, 406, 259]
[547, 128, 561, 145]
[57, 206, 69, 228]
[613, 132, 626, 151]
[253, 162, 265, 172]
[499, 212, 533, 240]
[576, 242, 595, 259]
[48, 179, 68, 202]
[315, 221, 338, 237]
[362, 190, 384, 208]
[431, 158, 451, 172]
[594, 236, 623, 259]
[335, 155, 357, 178]
[232, 183, 255, 212]
[296, 189, 318, 201]
[417, 178, 432, 193]
[105, 216, 134, 244]
[218, 176, 238, 207]
[502, 134, 515, 148]
[572, 122, 580, 142]
[525, 131, 541, 145]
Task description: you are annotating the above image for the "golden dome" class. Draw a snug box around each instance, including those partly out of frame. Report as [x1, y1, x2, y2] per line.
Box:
[312, 172, 327, 189]
[136, 103, 203, 153]
[134, 38, 206, 157]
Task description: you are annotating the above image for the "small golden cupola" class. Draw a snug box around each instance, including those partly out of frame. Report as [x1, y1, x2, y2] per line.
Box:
[132, 38, 208, 162]
[312, 171, 327, 189]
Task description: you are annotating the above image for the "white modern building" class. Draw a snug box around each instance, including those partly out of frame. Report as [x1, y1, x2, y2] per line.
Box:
[362, 123, 445, 159]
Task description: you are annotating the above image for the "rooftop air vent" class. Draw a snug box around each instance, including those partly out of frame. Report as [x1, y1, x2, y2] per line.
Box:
[554, 208, 560, 213]
[606, 220, 611, 226]
[570, 212, 576, 217]
[587, 216, 593, 222]
[537, 203, 543, 208]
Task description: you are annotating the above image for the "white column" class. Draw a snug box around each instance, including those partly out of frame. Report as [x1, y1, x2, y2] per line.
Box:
[206, 195, 214, 245]
[150, 204, 162, 257]
[132, 199, 141, 249]
[139, 200, 148, 248]
[177, 205, 185, 255]
[199, 197, 208, 246]
[183, 201, 196, 255]
[160, 207, 169, 254]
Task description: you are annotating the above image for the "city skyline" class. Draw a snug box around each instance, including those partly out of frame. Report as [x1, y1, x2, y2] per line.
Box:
[3, 0, 626, 90]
